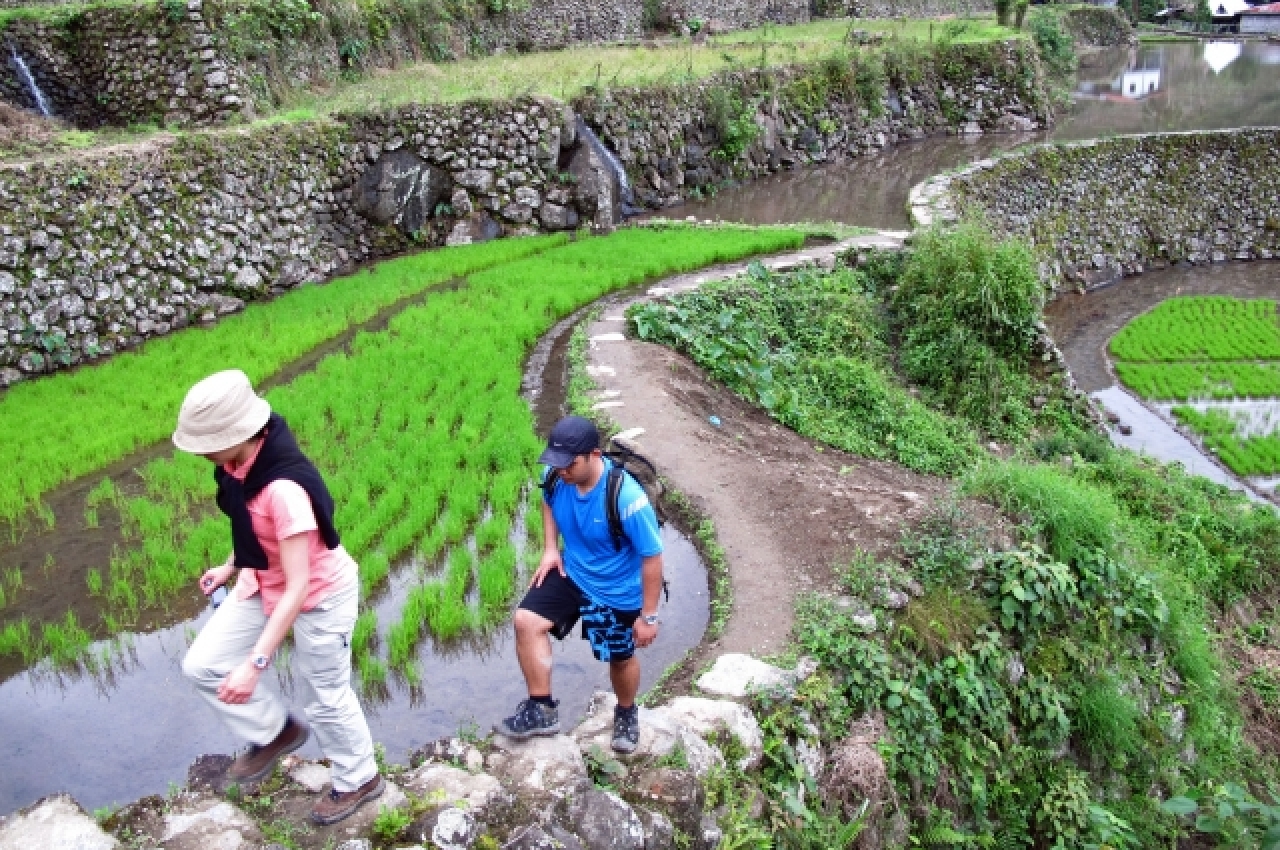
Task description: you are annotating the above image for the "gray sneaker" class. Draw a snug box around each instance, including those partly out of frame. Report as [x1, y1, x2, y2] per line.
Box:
[496, 698, 560, 739]
[612, 705, 640, 754]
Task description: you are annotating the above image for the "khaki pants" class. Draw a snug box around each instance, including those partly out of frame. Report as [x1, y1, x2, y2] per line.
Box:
[181, 578, 377, 792]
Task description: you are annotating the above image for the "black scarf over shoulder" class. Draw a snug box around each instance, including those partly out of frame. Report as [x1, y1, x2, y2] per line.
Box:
[214, 413, 341, 570]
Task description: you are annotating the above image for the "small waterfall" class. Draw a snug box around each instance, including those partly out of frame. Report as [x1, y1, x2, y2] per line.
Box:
[578, 120, 637, 218]
[8, 47, 53, 118]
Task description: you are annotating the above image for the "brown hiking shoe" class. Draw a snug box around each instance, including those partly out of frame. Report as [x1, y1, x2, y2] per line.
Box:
[227, 715, 309, 784]
[310, 773, 386, 825]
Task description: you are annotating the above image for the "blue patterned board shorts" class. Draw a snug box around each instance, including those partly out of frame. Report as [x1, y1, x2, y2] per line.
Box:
[519, 568, 641, 662]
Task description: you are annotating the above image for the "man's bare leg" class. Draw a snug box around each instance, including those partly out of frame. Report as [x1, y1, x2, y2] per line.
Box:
[610, 656, 640, 707]
[514, 609, 555, 696]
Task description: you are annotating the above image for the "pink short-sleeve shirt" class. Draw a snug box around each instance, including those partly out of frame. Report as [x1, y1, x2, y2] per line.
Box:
[226, 439, 356, 616]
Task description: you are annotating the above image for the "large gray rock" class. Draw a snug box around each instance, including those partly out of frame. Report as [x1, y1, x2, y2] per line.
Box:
[559, 789, 645, 850]
[0, 795, 118, 850]
[623, 768, 705, 837]
[572, 691, 682, 760]
[486, 734, 588, 799]
[354, 149, 450, 235]
[695, 654, 798, 699]
[660, 698, 763, 771]
[160, 798, 262, 849]
[401, 763, 505, 811]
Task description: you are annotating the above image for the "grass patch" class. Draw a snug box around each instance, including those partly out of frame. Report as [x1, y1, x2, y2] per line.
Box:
[630, 260, 978, 475]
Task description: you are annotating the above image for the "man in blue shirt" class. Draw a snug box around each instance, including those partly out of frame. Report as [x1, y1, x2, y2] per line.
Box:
[497, 416, 665, 753]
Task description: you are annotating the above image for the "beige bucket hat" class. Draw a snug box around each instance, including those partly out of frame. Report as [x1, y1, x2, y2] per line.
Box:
[172, 369, 272, 455]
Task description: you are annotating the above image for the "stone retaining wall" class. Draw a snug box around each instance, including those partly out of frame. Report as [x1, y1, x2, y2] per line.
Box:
[909, 128, 1280, 288]
[0, 39, 1047, 385]
[1, 1, 249, 128]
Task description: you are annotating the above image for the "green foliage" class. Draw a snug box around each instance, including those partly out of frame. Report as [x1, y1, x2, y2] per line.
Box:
[707, 89, 761, 162]
[211, 0, 323, 58]
[964, 461, 1120, 564]
[630, 263, 977, 475]
[1029, 11, 1076, 79]
[1162, 784, 1280, 848]
[892, 224, 1045, 439]
[370, 803, 412, 844]
[1074, 676, 1142, 766]
[1036, 768, 1091, 848]
[983, 544, 1079, 639]
[1117, 361, 1280, 401]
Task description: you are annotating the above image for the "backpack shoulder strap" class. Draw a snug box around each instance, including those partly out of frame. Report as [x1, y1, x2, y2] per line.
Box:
[540, 466, 559, 500]
[605, 464, 626, 552]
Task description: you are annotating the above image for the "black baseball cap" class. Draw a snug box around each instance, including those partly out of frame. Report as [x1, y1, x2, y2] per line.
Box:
[538, 416, 600, 468]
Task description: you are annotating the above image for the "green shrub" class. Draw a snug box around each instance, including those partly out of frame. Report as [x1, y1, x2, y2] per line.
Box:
[1029, 11, 1076, 79]
[892, 224, 1043, 438]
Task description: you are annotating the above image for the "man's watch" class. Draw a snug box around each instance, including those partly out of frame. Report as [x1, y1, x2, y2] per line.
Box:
[250, 653, 270, 671]
[641, 614, 660, 626]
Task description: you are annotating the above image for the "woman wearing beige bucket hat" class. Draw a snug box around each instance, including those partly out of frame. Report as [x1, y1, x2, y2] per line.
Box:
[174, 369, 383, 825]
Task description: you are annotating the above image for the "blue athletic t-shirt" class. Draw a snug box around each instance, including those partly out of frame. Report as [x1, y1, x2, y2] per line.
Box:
[542, 458, 663, 611]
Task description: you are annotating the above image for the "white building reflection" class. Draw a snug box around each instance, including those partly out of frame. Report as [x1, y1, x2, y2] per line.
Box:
[1203, 40, 1243, 74]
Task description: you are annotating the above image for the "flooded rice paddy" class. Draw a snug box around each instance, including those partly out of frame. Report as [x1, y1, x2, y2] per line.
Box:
[1045, 261, 1280, 499]
[2, 38, 1279, 816]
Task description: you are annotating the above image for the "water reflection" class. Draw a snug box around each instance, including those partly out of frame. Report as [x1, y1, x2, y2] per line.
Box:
[668, 42, 1280, 230]
[0, 525, 710, 815]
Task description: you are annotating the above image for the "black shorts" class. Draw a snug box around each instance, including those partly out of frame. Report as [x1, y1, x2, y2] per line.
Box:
[519, 569, 641, 663]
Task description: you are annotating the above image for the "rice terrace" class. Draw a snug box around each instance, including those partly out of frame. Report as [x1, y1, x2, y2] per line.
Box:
[1, 0, 1280, 847]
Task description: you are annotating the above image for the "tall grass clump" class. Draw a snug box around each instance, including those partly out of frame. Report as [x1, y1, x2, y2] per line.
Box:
[0, 235, 567, 527]
[891, 223, 1044, 439]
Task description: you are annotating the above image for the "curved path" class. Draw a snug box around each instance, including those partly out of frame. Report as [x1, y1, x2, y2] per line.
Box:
[581, 232, 953, 657]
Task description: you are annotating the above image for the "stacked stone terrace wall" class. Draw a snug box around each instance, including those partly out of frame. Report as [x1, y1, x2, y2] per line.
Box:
[1, 0, 249, 128]
[909, 129, 1280, 288]
[0, 39, 1047, 385]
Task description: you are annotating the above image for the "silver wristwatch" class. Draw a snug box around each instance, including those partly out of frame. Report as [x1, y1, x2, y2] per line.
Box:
[641, 614, 660, 626]
[251, 653, 270, 671]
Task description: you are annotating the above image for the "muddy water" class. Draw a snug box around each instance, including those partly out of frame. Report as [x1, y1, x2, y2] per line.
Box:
[671, 42, 1280, 230]
[0, 523, 709, 813]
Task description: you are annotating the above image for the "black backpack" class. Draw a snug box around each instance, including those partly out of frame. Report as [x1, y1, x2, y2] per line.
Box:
[540, 438, 667, 552]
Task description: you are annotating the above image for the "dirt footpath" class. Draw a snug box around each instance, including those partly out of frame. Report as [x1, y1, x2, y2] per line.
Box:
[583, 233, 952, 657]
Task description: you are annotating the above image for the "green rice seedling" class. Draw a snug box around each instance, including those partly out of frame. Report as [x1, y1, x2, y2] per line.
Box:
[0, 235, 568, 525]
[351, 609, 379, 657]
[0, 584, 6, 609]
[1110, 296, 1280, 363]
[474, 512, 513, 554]
[4, 566, 21, 592]
[41, 611, 92, 668]
[86, 569, 103, 596]
[0, 619, 36, 663]
[356, 651, 388, 693]
[359, 551, 391, 599]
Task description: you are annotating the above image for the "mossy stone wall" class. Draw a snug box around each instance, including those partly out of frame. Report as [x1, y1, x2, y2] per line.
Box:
[0, 39, 1049, 387]
[910, 128, 1280, 287]
[576, 39, 1051, 211]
